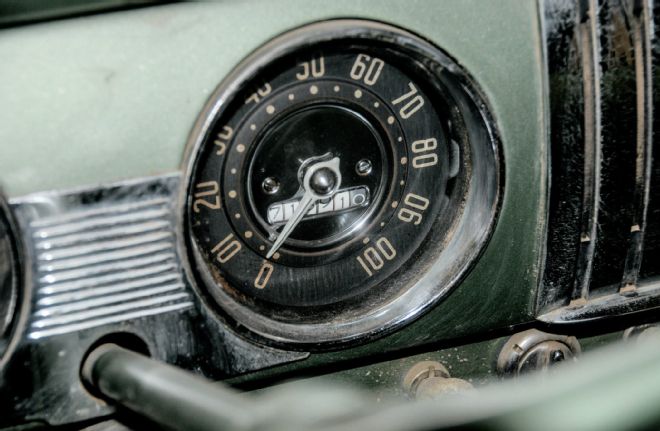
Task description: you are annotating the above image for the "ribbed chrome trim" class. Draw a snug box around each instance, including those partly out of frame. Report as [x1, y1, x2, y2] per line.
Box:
[14, 186, 193, 340]
[28, 303, 193, 339]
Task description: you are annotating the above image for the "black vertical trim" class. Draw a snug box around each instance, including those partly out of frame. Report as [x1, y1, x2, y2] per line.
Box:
[620, 0, 654, 291]
[571, 0, 603, 303]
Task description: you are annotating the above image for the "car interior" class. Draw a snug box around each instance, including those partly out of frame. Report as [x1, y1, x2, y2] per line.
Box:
[0, 1, 658, 430]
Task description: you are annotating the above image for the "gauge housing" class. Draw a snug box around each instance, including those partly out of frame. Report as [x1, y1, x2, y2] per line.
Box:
[0, 194, 22, 366]
[181, 19, 502, 348]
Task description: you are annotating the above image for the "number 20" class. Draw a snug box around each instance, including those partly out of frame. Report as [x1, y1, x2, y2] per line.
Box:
[193, 181, 221, 213]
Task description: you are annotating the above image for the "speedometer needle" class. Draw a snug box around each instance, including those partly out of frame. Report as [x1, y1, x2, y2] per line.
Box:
[266, 157, 342, 259]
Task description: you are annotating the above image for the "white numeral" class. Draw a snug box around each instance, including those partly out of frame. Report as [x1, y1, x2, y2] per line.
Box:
[296, 56, 325, 80]
[245, 83, 272, 104]
[212, 233, 241, 263]
[357, 237, 397, 277]
[214, 126, 233, 156]
[411, 137, 438, 168]
[254, 261, 274, 289]
[392, 82, 424, 119]
[349, 54, 385, 86]
[193, 181, 221, 213]
[397, 193, 430, 225]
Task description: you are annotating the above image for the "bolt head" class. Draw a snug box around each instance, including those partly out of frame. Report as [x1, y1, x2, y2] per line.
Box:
[309, 167, 337, 195]
[262, 177, 280, 194]
[356, 159, 373, 176]
[551, 350, 565, 363]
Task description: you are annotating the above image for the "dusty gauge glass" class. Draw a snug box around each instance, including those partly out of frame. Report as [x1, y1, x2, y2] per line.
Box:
[182, 20, 502, 348]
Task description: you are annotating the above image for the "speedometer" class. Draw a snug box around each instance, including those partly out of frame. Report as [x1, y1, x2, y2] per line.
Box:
[182, 20, 501, 347]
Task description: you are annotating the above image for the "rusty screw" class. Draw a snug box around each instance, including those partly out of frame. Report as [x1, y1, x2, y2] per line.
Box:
[403, 361, 473, 400]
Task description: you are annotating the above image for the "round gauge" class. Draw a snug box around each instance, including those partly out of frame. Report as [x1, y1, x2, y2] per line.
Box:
[183, 20, 501, 347]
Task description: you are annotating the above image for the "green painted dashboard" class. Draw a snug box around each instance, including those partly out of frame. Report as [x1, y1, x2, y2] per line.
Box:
[8, 1, 631, 429]
[0, 0, 546, 343]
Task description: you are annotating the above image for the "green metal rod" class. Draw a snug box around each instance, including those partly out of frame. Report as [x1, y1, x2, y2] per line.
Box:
[81, 344, 256, 431]
[83, 336, 660, 431]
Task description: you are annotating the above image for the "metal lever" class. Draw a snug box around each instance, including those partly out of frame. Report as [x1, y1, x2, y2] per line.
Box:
[81, 344, 255, 431]
[82, 337, 660, 431]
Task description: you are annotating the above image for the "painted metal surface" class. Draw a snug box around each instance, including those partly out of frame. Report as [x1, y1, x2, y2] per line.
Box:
[0, 1, 548, 427]
[0, 0, 546, 359]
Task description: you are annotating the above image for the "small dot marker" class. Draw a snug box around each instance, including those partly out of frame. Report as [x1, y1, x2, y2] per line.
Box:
[380, 222, 386, 227]
[273, 252, 281, 260]
[333, 85, 340, 92]
[228, 190, 237, 198]
[266, 105, 275, 114]
[235, 213, 241, 219]
[373, 102, 380, 108]
[362, 237, 370, 244]
[231, 168, 237, 174]
[259, 245, 265, 251]
[310, 85, 319, 95]
[387, 116, 395, 125]
[401, 157, 408, 165]
[245, 231, 253, 238]
[354, 89, 363, 98]
[391, 201, 398, 208]
[397, 136, 403, 142]
[288, 93, 295, 101]
[250, 124, 256, 131]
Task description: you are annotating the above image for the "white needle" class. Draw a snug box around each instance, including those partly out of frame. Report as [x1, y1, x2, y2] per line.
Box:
[266, 157, 341, 259]
[266, 190, 316, 259]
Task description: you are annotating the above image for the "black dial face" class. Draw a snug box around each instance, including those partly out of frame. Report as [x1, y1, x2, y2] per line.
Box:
[184, 20, 500, 347]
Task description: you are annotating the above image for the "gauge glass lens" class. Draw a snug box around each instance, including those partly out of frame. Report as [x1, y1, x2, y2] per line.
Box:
[184, 20, 500, 346]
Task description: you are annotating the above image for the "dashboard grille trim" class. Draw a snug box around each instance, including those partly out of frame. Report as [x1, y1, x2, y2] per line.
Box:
[11, 174, 193, 340]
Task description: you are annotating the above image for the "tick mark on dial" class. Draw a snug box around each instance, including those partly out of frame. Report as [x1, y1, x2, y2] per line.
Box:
[245, 231, 253, 238]
[387, 116, 395, 125]
[288, 93, 295, 101]
[228, 190, 237, 198]
[266, 105, 275, 115]
[236, 144, 246, 153]
[250, 124, 257, 131]
[333, 85, 340, 92]
[310, 85, 319, 95]
[373, 102, 380, 108]
[235, 213, 241, 219]
[400, 157, 408, 165]
[354, 89, 363, 99]
[391, 201, 398, 208]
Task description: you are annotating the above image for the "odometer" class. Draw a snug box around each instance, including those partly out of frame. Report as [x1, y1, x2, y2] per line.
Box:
[182, 20, 501, 347]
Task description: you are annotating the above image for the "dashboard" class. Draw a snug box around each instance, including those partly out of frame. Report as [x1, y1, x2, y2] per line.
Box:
[0, 1, 658, 429]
